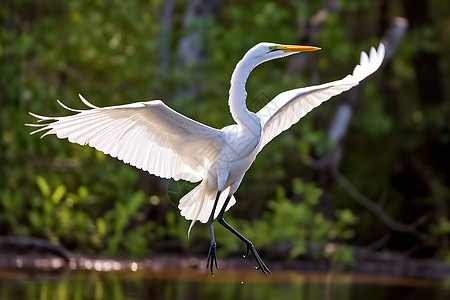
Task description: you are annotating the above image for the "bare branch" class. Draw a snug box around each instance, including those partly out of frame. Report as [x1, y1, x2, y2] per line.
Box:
[382, 17, 409, 61]
[0, 236, 71, 261]
[315, 17, 408, 171]
[332, 169, 433, 244]
[287, 0, 341, 79]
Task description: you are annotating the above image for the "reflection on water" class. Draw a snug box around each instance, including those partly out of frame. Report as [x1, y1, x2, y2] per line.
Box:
[0, 269, 449, 300]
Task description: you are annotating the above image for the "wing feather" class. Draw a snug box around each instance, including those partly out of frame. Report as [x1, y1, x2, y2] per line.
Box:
[257, 43, 385, 149]
[27, 95, 225, 182]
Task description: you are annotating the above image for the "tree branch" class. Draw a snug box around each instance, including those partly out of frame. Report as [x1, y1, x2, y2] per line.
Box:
[332, 169, 433, 244]
[0, 236, 71, 261]
[315, 17, 408, 171]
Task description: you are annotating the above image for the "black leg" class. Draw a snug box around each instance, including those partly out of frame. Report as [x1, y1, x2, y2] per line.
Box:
[217, 196, 271, 275]
[206, 190, 221, 275]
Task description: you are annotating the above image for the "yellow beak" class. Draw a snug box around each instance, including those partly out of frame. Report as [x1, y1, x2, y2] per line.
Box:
[280, 45, 321, 53]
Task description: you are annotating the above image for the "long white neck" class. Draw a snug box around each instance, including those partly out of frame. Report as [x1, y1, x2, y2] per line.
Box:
[228, 55, 260, 128]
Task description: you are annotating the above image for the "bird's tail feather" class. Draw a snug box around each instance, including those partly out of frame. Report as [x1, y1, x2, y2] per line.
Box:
[178, 181, 236, 237]
[178, 180, 211, 236]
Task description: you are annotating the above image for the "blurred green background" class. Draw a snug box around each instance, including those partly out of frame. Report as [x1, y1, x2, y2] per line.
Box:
[1, 0, 449, 266]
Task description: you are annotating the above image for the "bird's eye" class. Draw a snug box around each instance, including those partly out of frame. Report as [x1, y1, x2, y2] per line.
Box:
[268, 45, 282, 52]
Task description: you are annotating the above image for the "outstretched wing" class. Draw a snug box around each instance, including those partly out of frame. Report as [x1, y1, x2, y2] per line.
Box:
[27, 95, 225, 182]
[257, 43, 385, 149]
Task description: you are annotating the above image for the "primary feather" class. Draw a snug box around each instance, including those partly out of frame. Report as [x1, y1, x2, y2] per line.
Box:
[29, 94, 225, 183]
[257, 43, 385, 149]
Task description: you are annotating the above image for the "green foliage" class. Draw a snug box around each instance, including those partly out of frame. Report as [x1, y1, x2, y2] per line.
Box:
[241, 179, 357, 263]
[0, 172, 154, 256]
[160, 211, 191, 250]
[1, 0, 449, 263]
[429, 218, 450, 263]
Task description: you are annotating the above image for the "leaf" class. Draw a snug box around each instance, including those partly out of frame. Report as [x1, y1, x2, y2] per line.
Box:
[96, 218, 107, 237]
[51, 184, 67, 204]
[78, 186, 89, 201]
[336, 209, 358, 225]
[36, 176, 51, 198]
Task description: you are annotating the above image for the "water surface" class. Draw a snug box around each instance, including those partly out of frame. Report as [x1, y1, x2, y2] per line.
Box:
[0, 268, 449, 300]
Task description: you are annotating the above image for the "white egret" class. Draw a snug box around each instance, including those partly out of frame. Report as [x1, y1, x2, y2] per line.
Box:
[27, 42, 385, 275]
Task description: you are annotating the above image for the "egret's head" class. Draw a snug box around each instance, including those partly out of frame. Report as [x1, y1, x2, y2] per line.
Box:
[245, 42, 320, 66]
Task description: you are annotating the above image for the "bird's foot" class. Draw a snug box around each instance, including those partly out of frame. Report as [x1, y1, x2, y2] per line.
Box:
[206, 242, 219, 275]
[243, 244, 271, 275]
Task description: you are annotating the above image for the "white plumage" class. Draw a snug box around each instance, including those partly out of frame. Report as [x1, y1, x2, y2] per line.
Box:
[30, 96, 224, 183]
[257, 44, 385, 149]
[27, 42, 385, 275]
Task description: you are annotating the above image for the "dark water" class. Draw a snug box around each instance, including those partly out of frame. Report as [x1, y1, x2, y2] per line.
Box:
[0, 269, 449, 300]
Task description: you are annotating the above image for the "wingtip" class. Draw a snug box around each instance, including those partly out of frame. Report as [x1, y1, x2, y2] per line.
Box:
[359, 50, 369, 67]
[25, 122, 44, 128]
[29, 126, 50, 136]
[78, 94, 99, 109]
[351, 42, 386, 80]
[378, 42, 386, 61]
[28, 111, 55, 121]
[57, 99, 83, 112]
